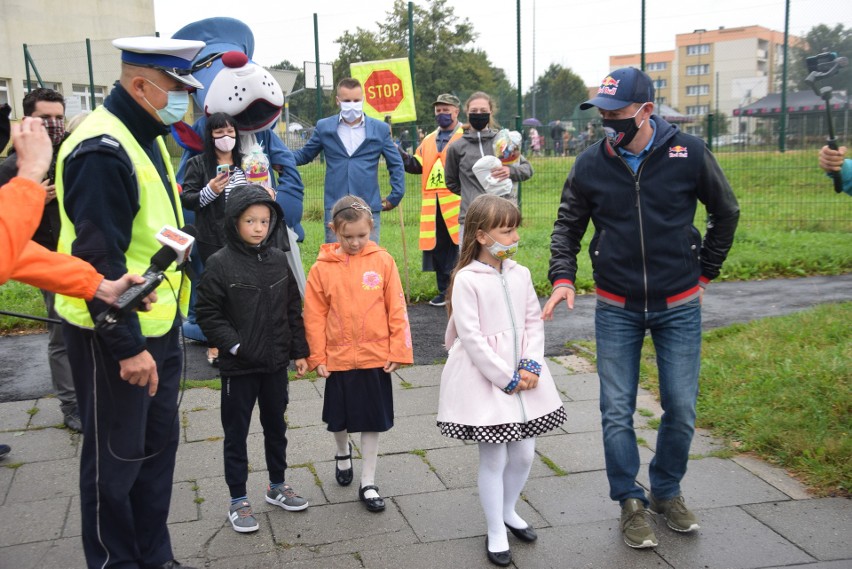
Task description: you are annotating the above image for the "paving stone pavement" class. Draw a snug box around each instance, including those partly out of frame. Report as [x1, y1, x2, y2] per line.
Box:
[0, 357, 849, 569]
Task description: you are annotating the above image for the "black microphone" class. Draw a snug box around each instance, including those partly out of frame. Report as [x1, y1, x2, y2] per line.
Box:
[96, 225, 197, 329]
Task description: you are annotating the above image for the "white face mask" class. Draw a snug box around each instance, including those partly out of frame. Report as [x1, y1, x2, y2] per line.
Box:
[214, 135, 236, 152]
[485, 233, 519, 260]
[340, 101, 363, 123]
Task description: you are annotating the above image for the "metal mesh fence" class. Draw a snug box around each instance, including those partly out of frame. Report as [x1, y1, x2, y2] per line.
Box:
[11, 1, 851, 232]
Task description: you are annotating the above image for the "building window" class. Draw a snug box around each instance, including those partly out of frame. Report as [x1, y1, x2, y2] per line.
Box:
[686, 85, 710, 96]
[647, 62, 667, 71]
[22, 80, 62, 93]
[656, 96, 667, 105]
[72, 84, 106, 111]
[687, 44, 711, 56]
[0, 79, 10, 108]
[686, 105, 709, 116]
[686, 64, 710, 76]
[653, 79, 667, 89]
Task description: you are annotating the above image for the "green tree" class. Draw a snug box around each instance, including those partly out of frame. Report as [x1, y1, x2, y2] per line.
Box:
[333, 0, 517, 127]
[524, 63, 587, 123]
[790, 24, 852, 95]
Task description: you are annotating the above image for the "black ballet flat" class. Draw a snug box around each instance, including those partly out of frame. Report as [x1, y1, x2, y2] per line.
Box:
[485, 537, 512, 567]
[505, 522, 538, 542]
[334, 442, 353, 486]
[358, 484, 385, 512]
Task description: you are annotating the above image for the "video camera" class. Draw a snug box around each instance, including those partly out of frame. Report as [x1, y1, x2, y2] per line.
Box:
[805, 51, 848, 193]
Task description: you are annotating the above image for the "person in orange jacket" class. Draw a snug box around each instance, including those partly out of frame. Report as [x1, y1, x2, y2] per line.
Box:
[0, 116, 149, 464]
[303, 195, 413, 513]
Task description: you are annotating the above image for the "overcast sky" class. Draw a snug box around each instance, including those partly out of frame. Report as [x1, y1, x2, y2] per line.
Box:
[153, 0, 851, 90]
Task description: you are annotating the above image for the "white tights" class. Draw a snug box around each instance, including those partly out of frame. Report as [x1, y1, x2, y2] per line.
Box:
[333, 431, 381, 499]
[478, 438, 536, 552]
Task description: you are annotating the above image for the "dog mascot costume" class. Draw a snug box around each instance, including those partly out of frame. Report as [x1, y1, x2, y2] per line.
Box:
[171, 17, 307, 296]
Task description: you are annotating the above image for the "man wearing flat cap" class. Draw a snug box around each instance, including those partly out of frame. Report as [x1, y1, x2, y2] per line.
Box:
[398, 93, 463, 307]
[54, 36, 205, 569]
[542, 67, 739, 549]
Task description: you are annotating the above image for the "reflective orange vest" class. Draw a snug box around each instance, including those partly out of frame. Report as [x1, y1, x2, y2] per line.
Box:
[416, 126, 463, 250]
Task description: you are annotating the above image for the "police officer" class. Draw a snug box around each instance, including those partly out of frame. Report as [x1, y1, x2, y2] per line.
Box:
[55, 36, 205, 569]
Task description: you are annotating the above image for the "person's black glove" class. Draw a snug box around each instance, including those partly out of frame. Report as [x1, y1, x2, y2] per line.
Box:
[0, 103, 12, 151]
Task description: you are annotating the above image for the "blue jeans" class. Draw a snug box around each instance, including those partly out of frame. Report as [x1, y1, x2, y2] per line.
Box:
[595, 299, 702, 505]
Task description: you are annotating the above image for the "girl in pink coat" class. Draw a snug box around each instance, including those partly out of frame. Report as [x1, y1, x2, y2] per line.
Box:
[437, 194, 566, 566]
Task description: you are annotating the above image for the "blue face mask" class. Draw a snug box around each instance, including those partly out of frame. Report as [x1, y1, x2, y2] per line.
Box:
[144, 79, 189, 125]
[436, 113, 454, 128]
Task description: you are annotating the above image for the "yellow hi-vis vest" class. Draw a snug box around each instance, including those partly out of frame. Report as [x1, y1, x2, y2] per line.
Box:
[54, 106, 189, 336]
[416, 126, 463, 250]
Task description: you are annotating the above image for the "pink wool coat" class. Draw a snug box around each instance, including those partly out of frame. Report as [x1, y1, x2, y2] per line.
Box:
[437, 259, 564, 427]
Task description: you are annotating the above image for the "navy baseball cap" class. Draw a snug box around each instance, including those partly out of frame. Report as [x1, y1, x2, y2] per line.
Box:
[580, 67, 655, 111]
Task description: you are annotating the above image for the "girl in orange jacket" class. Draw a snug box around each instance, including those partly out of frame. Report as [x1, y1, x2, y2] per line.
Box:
[303, 195, 413, 512]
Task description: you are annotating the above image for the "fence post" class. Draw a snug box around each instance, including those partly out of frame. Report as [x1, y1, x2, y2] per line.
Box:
[706, 113, 715, 151]
[23, 44, 45, 91]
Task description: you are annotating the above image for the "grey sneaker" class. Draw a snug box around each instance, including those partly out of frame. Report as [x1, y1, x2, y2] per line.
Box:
[265, 484, 308, 511]
[649, 493, 700, 532]
[621, 498, 658, 548]
[228, 500, 259, 533]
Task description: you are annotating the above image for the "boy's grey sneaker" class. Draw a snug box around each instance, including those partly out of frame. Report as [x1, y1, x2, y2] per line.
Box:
[228, 500, 259, 533]
[649, 493, 700, 532]
[266, 484, 309, 511]
[621, 498, 658, 548]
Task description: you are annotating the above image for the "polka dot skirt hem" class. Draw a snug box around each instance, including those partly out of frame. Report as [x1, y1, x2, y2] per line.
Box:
[437, 406, 567, 443]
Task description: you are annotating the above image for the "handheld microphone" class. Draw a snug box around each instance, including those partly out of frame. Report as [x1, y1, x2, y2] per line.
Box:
[96, 225, 196, 329]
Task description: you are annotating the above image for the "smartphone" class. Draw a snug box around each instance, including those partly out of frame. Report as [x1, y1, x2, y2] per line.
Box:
[216, 164, 230, 177]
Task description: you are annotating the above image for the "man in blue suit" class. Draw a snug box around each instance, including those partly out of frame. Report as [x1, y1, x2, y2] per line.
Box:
[293, 77, 406, 243]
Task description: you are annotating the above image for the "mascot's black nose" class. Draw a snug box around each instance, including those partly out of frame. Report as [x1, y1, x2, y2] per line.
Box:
[222, 51, 249, 68]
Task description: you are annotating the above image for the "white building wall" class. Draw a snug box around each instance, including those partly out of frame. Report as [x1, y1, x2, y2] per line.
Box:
[0, 0, 155, 119]
[713, 37, 770, 118]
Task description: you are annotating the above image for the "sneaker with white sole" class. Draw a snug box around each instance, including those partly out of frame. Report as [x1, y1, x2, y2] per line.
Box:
[649, 493, 700, 532]
[428, 294, 446, 307]
[228, 500, 259, 533]
[620, 498, 658, 548]
[265, 484, 309, 511]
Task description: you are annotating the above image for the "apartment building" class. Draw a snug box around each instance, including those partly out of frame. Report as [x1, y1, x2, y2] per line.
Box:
[610, 25, 795, 133]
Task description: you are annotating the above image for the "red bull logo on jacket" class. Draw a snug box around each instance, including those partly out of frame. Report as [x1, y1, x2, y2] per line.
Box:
[669, 145, 688, 158]
[597, 76, 620, 96]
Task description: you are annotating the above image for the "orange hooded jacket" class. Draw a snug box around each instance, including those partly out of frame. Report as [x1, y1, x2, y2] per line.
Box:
[1, 177, 102, 299]
[304, 241, 413, 372]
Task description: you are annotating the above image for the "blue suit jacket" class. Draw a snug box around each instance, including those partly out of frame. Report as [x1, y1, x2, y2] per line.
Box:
[292, 114, 406, 212]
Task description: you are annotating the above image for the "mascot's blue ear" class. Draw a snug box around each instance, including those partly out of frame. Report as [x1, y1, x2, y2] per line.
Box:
[173, 17, 255, 61]
[170, 121, 203, 153]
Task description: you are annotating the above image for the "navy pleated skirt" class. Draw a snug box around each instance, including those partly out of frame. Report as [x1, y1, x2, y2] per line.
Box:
[322, 368, 394, 433]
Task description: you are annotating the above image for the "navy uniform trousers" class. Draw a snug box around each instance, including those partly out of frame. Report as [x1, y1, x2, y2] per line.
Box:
[64, 324, 181, 569]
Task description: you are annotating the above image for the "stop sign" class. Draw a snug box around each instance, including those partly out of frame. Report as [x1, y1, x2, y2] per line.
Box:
[364, 70, 404, 114]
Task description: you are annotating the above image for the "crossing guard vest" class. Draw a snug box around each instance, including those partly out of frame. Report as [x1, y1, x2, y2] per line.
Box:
[416, 126, 463, 250]
[54, 106, 189, 337]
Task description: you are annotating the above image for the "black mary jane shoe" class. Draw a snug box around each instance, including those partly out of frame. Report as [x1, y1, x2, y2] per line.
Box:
[358, 484, 386, 512]
[505, 522, 538, 542]
[334, 442, 353, 486]
[485, 537, 512, 567]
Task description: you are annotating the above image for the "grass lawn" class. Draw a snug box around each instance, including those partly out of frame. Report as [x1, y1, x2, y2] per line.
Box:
[620, 302, 851, 496]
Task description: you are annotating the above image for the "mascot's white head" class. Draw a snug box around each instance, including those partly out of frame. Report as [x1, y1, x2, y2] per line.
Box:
[173, 17, 284, 134]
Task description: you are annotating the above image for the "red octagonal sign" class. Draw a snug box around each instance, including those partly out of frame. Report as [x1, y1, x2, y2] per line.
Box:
[364, 70, 404, 113]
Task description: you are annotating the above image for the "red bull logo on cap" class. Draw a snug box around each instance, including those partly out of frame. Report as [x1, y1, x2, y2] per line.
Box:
[669, 145, 688, 158]
[597, 76, 620, 96]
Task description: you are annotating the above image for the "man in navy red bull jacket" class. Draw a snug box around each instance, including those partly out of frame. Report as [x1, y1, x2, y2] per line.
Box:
[542, 67, 739, 549]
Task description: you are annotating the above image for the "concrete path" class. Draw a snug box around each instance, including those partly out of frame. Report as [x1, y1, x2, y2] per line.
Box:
[0, 357, 850, 568]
